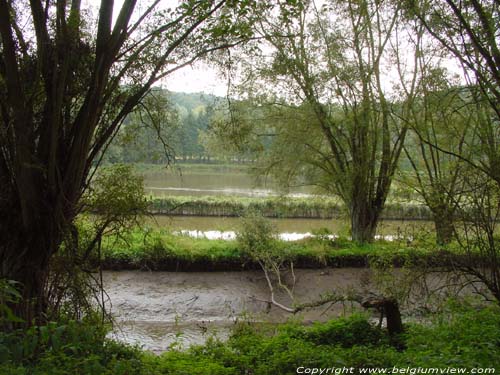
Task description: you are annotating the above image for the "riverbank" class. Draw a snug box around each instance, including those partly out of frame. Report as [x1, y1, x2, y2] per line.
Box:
[147, 195, 432, 220]
[101, 228, 451, 271]
[2, 303, 499, 373]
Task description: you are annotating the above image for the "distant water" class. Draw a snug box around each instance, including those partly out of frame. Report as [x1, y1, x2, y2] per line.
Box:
[175, 229, 408, 242]
[143, 169, 313, 197]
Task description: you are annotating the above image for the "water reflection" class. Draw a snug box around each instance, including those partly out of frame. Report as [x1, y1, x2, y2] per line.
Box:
[148, 216, 431, 239]
[176, 230, 410, 241]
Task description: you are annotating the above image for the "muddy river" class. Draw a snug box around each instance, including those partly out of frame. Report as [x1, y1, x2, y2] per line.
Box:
[104, 268, 466, 353]
[143, 168, 312, 197]
[110, 168, 444, 352]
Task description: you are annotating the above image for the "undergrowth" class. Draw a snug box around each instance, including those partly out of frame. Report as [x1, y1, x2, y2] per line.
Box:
[1, 303, 499, 374]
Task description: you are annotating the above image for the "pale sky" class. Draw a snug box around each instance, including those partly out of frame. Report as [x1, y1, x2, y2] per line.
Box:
[82, 0, 463, 98]
[83, 0, 228, 96]
[161, 63, 228, 96]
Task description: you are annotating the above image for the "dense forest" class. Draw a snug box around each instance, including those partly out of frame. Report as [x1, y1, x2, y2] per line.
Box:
[103, 91, 220, 164]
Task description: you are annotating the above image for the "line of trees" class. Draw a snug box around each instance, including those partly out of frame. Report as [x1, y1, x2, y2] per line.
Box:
[103, 91, 218, 164]
[206, 0, 500, 247]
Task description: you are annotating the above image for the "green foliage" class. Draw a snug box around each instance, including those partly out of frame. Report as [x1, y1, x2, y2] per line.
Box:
[1, 304, 499, 373]
[99, 224, 456, 271]
[150, 194, 345, 219]
[0, 279, 23, 326]
[43, 164, 150, 320]
[399, 302, 500, 367]
[100, 227, 242, 270]
[105, 92, 221, 164]
[0, 318, 144, 375]
[148, 194, 431, 220]
[281, 314, 386, 347]
[85, 164, 148, 234]
[144, 349, 238, 375]
[236, 210, 280, 261]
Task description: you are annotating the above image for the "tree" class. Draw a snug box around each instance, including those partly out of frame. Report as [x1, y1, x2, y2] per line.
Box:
[218, 0, 423, 242]
[112, 90, 180, 164]
[403, 89, 468, 245]
[407, 0, 500, 185]
[0, 0, 257, 323]
[406, 0, 500, 301]
[46, 164, 148, 321]
[401, 64, 474, 245]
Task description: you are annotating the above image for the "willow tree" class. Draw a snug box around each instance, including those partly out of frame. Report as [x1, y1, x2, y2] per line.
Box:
[220, 0, 423, 242]
[403, 86, 472, 245]
[406, 0, 500, 185]
[0, 0, 256, 322]
[404, 0, 500, 303]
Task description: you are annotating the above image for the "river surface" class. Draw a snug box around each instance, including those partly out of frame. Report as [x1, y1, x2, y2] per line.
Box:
[112, 167, 437, 352]
[143, 167, 312, 197]
[105, 269, 373, 352]
[104, 268, 469, 353]
[148, 215, 432, 241]
[142, 166, 432, 237]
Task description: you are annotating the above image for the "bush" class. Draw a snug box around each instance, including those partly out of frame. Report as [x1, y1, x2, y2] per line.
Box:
[287, 314, 387, 347]
[0, 304, 499, 374]
[0, 279, 23, 328]
[236, 210, 279, 260]
[397, 302, 500, 367]
[0, 318, 144, 374]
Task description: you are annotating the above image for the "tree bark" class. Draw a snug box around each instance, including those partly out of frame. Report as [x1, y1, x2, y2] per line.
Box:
[1, 0, 248, 324]
[350, 197, 381, 243]
[432, 206, 455, 246]
[362, 297, 404, 336]
[1, 210, 66, 325]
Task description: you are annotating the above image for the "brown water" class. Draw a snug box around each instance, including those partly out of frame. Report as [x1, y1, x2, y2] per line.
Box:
[143, 169, 312, 197]
[105, 269, 370, 352]
[114, 168, 438, 351]
[104, 268, 472, 353]
[142, 167, 433, 237]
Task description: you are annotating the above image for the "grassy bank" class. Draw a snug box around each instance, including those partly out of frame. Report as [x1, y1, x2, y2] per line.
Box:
[100, 227, 443, 271]
[148, 195, 432, 220]
[131, 162, 430, 220]
[134, 162, 251, 175]
[2, 303, 499, 374]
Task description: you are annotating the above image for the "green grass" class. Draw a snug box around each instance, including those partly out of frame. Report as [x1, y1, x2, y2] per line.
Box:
[147, 195, 431, 220]
[100, 227, 439, 271]
[132, 162, 251, 175]
[2, 303, 499, 374]
[102, 229, 241, 266]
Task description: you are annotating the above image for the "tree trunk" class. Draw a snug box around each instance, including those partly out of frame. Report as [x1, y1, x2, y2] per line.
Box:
[3, 239, 53, 325]
[430, 205, 455, 245]
[350, 199, 380, 243]
[362, 297, 404, 335]
[1, 198, 66, 325]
